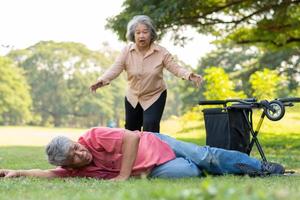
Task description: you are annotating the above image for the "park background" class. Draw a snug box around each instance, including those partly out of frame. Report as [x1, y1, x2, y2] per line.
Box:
[1, 0, 300, 200]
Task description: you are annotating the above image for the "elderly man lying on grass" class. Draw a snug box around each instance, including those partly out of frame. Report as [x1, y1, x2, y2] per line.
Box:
[0, 127, 285, 180]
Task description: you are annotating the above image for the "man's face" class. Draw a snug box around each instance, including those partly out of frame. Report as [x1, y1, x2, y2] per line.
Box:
[64, 142, 93, 168]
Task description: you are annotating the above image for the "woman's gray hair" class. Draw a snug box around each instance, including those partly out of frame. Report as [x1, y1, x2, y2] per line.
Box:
[45, 136, 73, 166]
[126, 15, 157, 43]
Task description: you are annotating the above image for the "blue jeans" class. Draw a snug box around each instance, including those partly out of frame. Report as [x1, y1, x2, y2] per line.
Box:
[149, 133, 262, 178]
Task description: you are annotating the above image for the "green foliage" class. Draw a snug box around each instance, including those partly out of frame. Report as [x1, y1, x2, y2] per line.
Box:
[8, 41, 125, 127]
[162, 74, 184, 118]
[196, 45, 300, 95]
[179, 66, 246, 123]
[197, 45, 259, 74]
[163, 59, 193, 118]
[249, 68, 285, 100]
[291, 86, 300, 97]
[0, 56, 32, 125]
[179, 106, 203, 132]
[107, 0, 300, 48]
[195, 45, 260, 98]
[226, 3, 300, 49]
[203, 67, 246, 100]
[107, 1, 300, 114]
[5, 41, 189, 126]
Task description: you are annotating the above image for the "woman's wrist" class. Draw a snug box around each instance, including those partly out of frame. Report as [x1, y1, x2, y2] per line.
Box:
[188, 73, 194, 81]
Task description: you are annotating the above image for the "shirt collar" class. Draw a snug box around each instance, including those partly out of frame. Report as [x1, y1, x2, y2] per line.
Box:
[129, 43, 160, 52]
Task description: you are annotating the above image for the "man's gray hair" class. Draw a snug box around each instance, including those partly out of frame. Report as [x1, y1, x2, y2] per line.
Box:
[45, 136, 74, 166]
[126, 15, 158, 43]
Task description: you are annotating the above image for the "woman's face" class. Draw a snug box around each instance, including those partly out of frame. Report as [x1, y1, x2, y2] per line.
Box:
[134, 23, 151, 49]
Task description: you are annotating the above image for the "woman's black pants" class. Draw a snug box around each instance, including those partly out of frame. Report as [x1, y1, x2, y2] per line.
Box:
[125, 90, 167, 132]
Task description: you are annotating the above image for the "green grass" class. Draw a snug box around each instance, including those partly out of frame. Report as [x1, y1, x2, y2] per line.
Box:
[1, 175, 300, 200]
[1, 145, 300, 200]
[1, 109, 300, 200]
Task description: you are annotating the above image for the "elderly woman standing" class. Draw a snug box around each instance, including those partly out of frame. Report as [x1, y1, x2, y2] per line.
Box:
[90, 15, 202, 132]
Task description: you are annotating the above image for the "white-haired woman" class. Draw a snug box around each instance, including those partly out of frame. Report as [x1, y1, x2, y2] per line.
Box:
[90, 15, 202, 132]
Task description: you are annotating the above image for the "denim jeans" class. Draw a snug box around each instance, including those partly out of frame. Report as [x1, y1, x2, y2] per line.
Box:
[149, 132, 262, 178]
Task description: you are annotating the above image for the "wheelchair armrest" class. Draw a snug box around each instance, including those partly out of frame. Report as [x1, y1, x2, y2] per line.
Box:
[277, 97, 300, 103]
[198, 98, 257, 106]
[198, 100, 227, 105]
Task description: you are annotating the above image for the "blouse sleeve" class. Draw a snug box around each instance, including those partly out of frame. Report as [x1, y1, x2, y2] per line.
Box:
[97, 46, 128, 84]
[163, 50, 191, 80]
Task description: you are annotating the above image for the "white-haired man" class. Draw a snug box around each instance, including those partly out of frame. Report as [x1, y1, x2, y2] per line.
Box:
[0, 127, 285, 180]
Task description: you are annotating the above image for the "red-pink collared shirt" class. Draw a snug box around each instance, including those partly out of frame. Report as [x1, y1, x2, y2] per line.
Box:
[51, 127, 175, 179]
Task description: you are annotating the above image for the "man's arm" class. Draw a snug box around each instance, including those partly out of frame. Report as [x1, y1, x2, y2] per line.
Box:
[0, 169, 58, 178]
[111, 130, 140, 181]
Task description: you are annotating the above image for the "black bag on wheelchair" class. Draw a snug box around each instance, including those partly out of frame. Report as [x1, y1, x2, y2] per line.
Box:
[200, 97, 300, 174]
[203, 107, 251, 153]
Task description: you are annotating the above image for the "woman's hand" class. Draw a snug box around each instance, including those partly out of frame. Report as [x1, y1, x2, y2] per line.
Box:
[189, 73, 203, 87]
[89, 80, 106, 93]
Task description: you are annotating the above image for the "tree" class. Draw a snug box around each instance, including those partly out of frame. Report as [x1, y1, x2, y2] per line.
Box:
[249, 68, 285, 100]
[107, 0, 300, 48]
[203, 67, 246, 100]
[163, 68, 185, 118]
[0, 56, 32, 125]
[8, 41, 125, 127]
[107, 0, 300, 107]
[259, 48, 300, 92]
[196, 44, 299, 94]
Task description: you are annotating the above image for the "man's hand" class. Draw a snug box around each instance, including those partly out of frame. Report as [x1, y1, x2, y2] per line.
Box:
[0, 169, 20, 178]
[1, 169, 57, 178]
[89, 80, 107, 93]
[110, 174, 130, 181]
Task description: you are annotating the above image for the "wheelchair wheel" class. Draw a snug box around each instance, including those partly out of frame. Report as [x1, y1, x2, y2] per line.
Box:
[265, 100, 285, 121]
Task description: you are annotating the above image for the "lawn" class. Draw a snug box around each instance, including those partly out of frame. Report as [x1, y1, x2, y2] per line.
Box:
[0, 107, 300, 200]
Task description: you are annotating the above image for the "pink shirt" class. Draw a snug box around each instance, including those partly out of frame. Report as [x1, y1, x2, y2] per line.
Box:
[51, 127, 175, 179]
[98, 43, 192, 110]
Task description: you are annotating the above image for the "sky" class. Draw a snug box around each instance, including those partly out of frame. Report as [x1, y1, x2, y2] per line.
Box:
[0, 0, 214, 67]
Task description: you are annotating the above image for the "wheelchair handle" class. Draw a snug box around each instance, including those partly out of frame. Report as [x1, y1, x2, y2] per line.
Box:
[277, 97, 300, 103]
[198, 98, 257, 105]
[198, 100, 227, 105]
